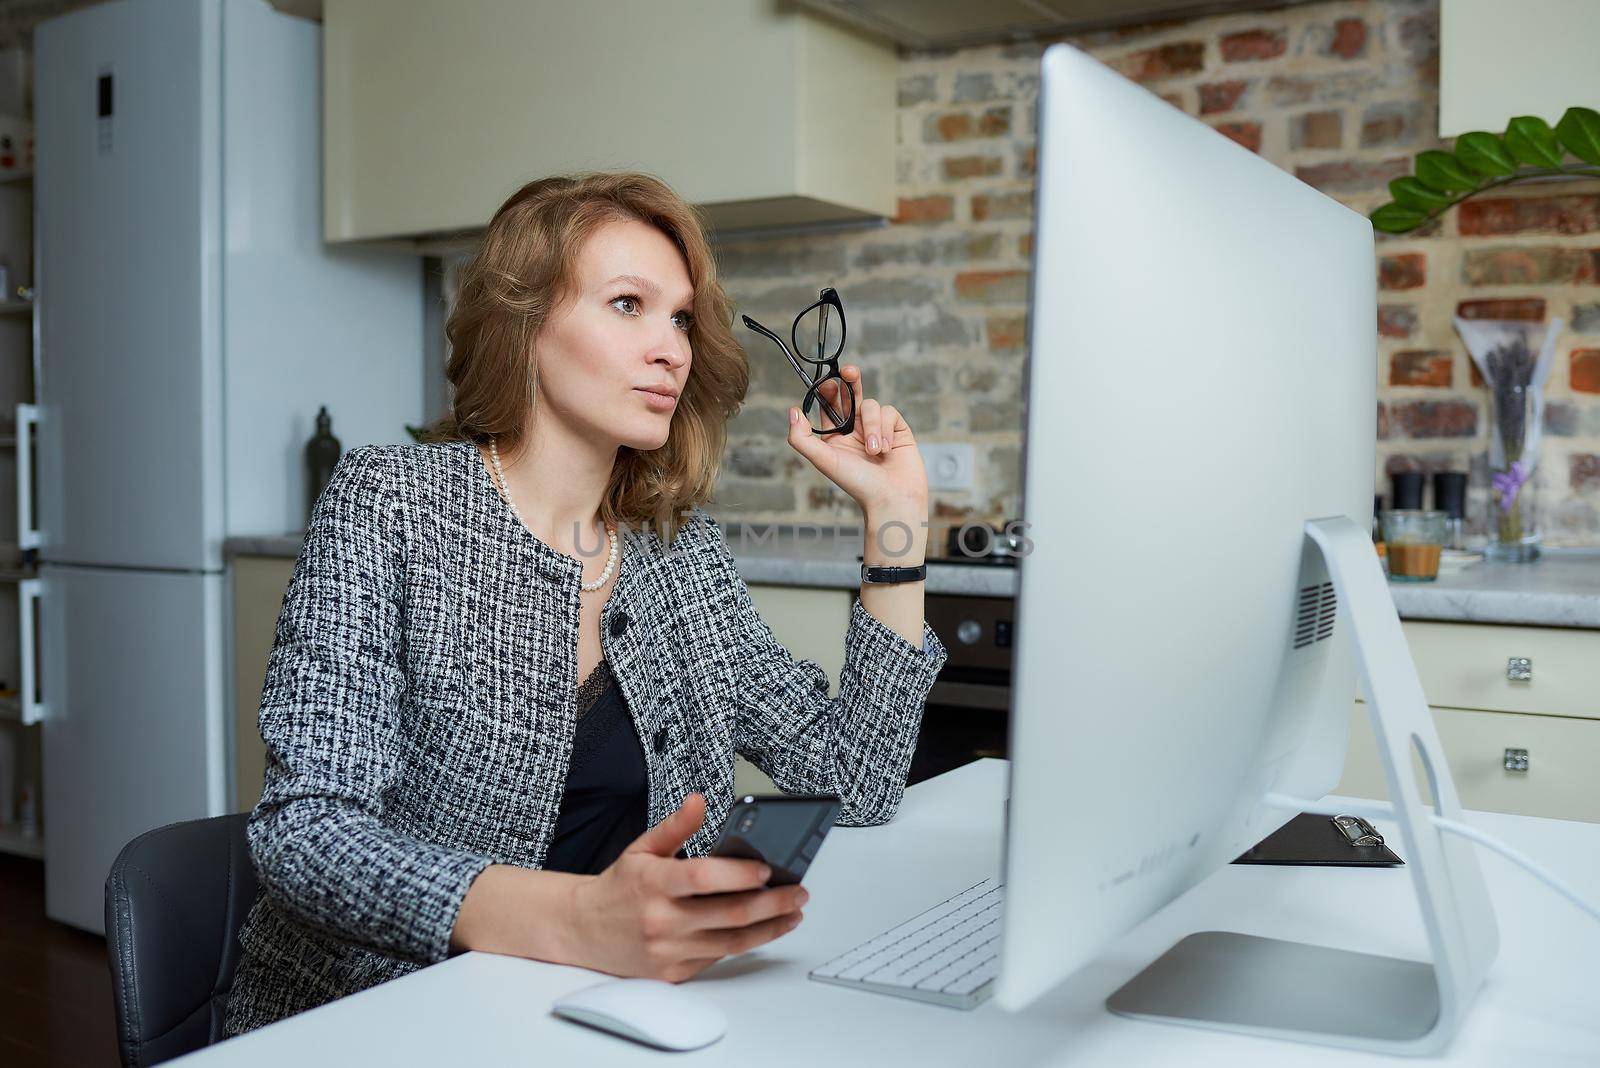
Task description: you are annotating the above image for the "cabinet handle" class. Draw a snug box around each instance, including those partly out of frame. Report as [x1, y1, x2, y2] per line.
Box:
[1505, 656, 1532, 682]
[1503, 748, 1529, 772]
[18, 578, 47, 725]
[16, 403, 40, 550]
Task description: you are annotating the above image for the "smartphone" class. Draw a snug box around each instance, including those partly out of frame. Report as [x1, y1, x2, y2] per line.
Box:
[706, 794, 841, 887]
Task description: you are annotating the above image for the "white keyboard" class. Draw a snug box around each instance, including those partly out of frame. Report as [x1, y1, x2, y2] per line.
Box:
[808, 877, 1004, 1009]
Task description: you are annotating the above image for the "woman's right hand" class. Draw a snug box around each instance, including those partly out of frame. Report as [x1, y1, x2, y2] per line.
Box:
[567, 792, 809, 982]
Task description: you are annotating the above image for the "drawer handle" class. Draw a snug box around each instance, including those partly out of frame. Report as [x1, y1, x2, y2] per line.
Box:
[1505, 657, 1532, 682]
[1503, 748, 1529, 772]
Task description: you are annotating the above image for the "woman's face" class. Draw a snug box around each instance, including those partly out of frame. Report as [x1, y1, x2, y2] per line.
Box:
[533, 217, 695, 453]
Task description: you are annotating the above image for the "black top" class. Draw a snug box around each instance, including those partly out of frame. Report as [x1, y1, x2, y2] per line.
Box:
[542, 659, 649, 875]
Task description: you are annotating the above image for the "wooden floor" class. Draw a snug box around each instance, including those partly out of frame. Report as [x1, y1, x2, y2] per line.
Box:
[0, 854, 120, 1066]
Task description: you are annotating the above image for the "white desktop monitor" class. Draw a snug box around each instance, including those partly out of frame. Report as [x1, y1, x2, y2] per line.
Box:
[998, 42, 1378, 1012]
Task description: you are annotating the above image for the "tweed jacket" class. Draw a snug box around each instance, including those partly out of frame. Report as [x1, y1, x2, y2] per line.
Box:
[224, 439, 949, 1034]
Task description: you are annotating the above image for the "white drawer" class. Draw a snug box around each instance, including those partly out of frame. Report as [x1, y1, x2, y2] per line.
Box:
[1337, 702, 1600, 824]
[1391, 621, 1600, 720]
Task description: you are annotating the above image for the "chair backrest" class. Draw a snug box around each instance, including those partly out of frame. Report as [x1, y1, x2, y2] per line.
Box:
[105, 812, 260, 1067]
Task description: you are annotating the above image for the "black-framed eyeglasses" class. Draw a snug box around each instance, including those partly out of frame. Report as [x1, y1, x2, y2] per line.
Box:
[741, 287, 856, 436]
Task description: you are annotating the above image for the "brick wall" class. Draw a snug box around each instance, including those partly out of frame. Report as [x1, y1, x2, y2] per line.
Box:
[713, 0, 1600, 548]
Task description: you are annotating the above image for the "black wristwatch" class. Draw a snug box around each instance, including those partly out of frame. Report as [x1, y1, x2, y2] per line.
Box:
[860, 562, 928, 585]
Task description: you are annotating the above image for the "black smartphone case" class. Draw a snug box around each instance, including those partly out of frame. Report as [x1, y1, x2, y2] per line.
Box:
[1233, 811, 1404, 867]
[702, 795, 842, 885]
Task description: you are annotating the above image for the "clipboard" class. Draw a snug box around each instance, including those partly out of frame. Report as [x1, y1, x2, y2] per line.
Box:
[1233, 812, 1404, 867]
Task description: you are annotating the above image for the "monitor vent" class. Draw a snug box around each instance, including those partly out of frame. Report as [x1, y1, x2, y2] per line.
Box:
[1293, 582, 1337, 649]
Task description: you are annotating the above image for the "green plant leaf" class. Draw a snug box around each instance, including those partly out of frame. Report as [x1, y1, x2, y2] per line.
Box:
[1370, 202, 1429, 233]
[1388, 176, 1453, 212]
[1414, 150, 1478, 193]
[1555, 106, 1600, 165]
[1454, 131, 1517, 176]
[1503, 115, 1565, 168]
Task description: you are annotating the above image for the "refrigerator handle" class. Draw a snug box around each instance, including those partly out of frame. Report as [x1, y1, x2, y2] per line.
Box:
[18, 578, 47, 725]
[16, 403, 40, 550]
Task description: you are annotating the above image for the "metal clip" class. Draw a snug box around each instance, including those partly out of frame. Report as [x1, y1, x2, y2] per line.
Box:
[1331, 814, 1384, 848]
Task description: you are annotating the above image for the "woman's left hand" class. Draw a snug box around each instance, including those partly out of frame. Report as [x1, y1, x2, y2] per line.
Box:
[786, 365, 928, 513]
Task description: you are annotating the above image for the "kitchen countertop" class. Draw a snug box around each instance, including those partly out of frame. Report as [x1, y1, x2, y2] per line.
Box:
[226, 534, 307, 559]
[223, 523, 1016, 598]
[1385, 549, 1600, 629]
[223, 530, 1600, 627]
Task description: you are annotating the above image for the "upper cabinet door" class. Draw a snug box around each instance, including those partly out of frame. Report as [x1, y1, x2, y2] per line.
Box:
[321, 0, 895, 242]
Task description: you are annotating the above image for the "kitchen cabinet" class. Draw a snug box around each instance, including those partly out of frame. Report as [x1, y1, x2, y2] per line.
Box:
[735, 584, 854, 796]
[322, 0, 895, 244]
[1336, 619, 1600, 823]
[1439, 0, 1600, 137]
[0, 151, 38, 858]
[232, 555, 295, 812]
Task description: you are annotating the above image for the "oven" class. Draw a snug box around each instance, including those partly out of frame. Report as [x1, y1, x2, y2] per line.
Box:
[908, 592, 1014, 785]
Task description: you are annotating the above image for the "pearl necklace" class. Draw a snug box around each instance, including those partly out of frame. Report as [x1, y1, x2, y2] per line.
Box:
[488, 440, 618, 592]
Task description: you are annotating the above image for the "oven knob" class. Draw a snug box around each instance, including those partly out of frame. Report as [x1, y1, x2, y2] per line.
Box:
[957, 619, 982, 645]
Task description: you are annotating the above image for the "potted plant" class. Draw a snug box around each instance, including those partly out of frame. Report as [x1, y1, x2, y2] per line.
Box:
[1370, 107, 1600, 234]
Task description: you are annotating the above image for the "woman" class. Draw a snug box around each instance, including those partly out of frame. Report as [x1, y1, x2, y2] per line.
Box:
[224, 172, 948, 1035]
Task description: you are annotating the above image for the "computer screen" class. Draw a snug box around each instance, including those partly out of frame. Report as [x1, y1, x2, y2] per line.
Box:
[997, 41, 1377, 1011]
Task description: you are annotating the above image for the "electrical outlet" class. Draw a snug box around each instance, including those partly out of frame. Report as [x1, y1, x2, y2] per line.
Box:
[920, 443, 974, 491]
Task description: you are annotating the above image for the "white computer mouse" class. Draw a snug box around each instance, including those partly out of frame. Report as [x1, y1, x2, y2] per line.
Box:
[551, 977, 728, 1051]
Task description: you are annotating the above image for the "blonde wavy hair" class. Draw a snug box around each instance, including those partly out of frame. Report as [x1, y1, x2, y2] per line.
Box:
[422, 172, 748, 548]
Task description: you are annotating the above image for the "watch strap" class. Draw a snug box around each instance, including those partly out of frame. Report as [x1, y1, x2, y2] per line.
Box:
[860, 562, 927, 585]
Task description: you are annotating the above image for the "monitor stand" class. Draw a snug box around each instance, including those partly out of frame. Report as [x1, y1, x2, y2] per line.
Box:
[1106, 515, 1499, 1056]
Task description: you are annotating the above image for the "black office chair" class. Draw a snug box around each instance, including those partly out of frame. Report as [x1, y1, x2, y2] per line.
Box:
[105, 813, 260, 1067]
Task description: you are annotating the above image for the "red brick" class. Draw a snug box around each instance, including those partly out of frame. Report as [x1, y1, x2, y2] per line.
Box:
[1398, 12, 1439, 83]
[1111, 41, 1206, 83]
[931, 112, 973, 141]
[1198, 79, 1249, 115]
[1385, 454, 1453, 477]
[1017, 144, 1037, 178]
[1329, 18, 1367, 60]
[970, 191, 1031, 222]
[1377, 401, 1390, 440]
[977, 108, 1011, 137]
[954, 270, 1029, 303]
[1212, 121, 1262, 153]
[924, 107, 1012, 143]
[1573, 454, 1600, 493]
[1290, 110, 1342, 150]
[1378, 253, 1426, 291]
[1159, 92, 1185, 110]
[1390, 400, 1477, 438]
[1470, 362, 1484, 388]
[1461, 247, 1600, 286]
[1378, 304, 1418, 339]
[1221, 28, 1286, 62]
[1294, 156, 1410, 192]
[1359, 101, 1424, 148]
[1458, 196, 1600, 237]
[1573, 349, 1600, 394]
[986, 315, 1027, 353]
[1456, 298, 1546, 321]
[942, 155, 1003, 181]
[1390, 351, 1452, 387]
[1019, 233, 1033, 257]
[894, 196, 953, 225]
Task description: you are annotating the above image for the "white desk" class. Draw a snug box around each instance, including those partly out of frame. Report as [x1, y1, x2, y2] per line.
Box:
[178, 760, 1600, 1066]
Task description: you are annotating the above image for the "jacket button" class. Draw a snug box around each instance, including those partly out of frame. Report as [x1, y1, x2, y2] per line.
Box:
[653, 726, 669, 754]
[609, 612, 629, 637]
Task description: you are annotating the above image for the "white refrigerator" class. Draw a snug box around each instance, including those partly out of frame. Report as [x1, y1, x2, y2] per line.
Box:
[25, 0, 425, 933]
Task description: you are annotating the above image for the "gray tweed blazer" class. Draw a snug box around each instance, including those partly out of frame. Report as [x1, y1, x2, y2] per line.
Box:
[224, 439, 948, 1034]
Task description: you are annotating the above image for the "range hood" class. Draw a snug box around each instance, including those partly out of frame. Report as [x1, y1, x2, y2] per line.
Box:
[798, 0, 1321, 50]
